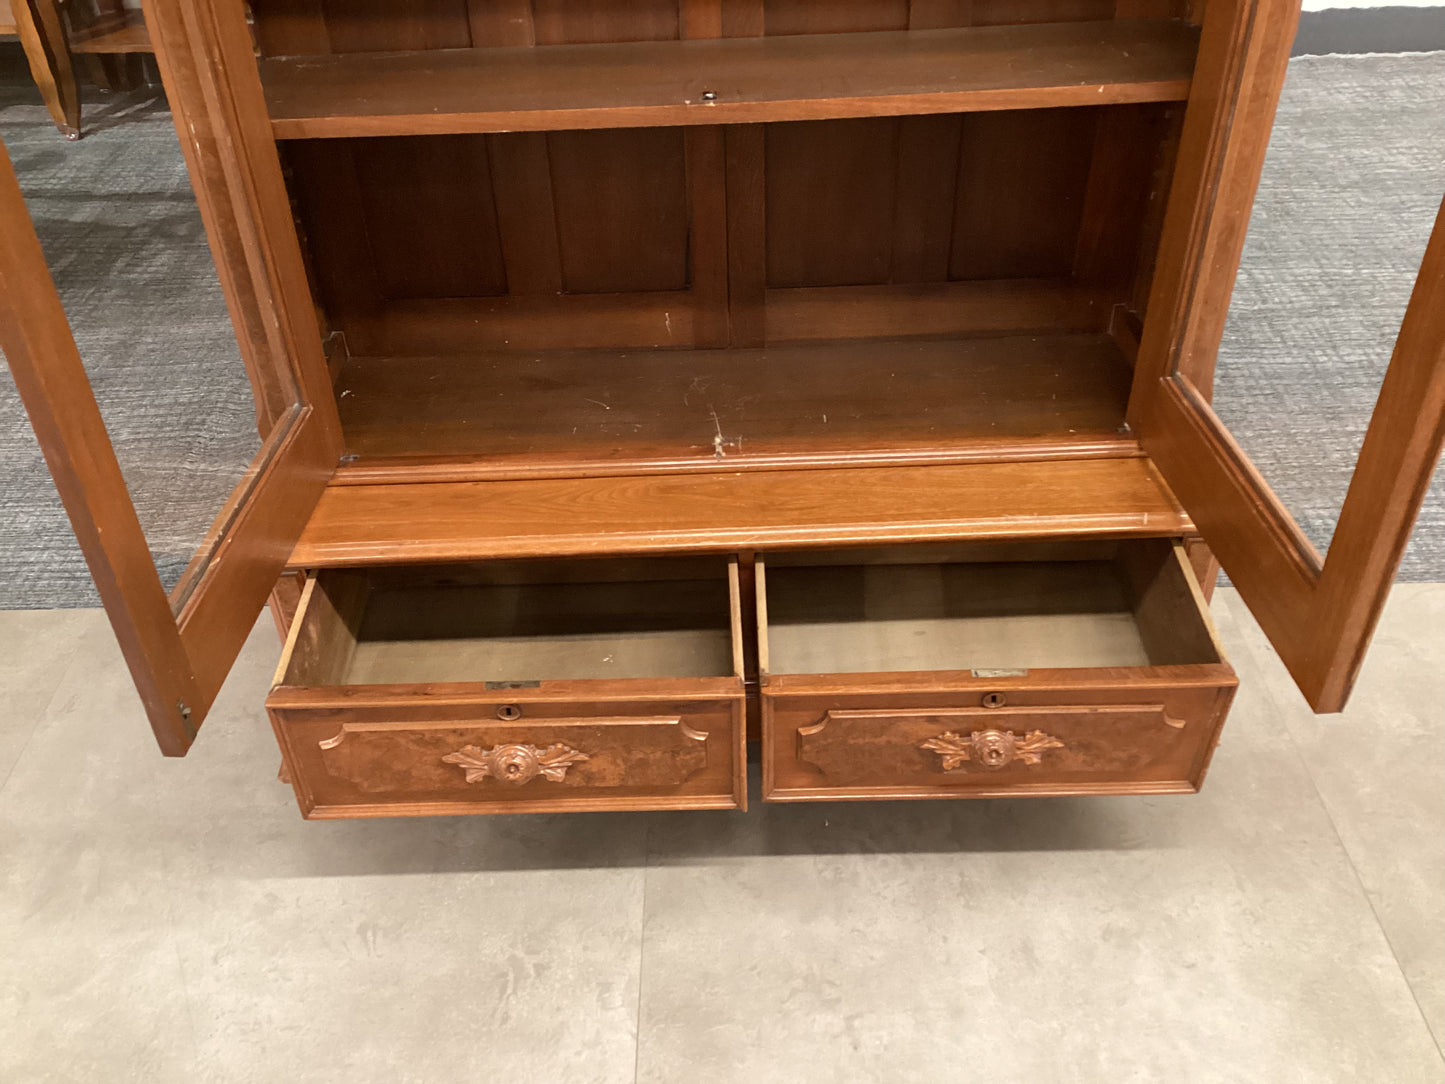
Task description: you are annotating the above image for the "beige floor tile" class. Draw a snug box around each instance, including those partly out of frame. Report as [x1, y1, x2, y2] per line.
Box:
[0, 608, 101, 788]
[0, 614, 648, 1084]
[4, 592, 1443, 1084]
[632, 594, 1445, 1084]
[1217, 584, 1445, 1056]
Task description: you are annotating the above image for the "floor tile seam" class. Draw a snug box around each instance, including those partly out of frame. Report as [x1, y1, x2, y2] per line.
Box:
[1284, 706, 1445, 1069]
[0, 626, 95, 797]
[163, 878, 205, 1074]
[633, 820, 651, 1084]
[1222, 596, 1445, 1068]
[0, 714, 43, 797]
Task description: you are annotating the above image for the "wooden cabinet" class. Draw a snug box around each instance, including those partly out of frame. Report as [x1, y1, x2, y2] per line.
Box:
[3, 0, 1444, 818]
[757, 540, 1237, 801]
[269, 558, 748, 816]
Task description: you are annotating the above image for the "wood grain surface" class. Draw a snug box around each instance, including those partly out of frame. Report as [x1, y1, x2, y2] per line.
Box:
[288, 458, 1192, 567]
[332, 333, 1135, 474]
[262, 20, 1197, 138]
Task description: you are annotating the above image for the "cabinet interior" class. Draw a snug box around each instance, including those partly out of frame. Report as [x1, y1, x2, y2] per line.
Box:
[279, 557, 741, 688]
[762, 540, 1223, 675]
[250, 0, 1201, 482]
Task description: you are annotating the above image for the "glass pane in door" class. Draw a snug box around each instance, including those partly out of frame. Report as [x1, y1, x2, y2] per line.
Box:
[0, 70, 271, 608]
[1208, 52, 1445, 580]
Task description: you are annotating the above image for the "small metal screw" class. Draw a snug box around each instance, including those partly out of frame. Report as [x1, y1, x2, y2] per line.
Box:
[177, 700, 193, 721]
[701, 90, 718, 101]
[496, 704, 523, 722]
[981, 692, 1007, 709]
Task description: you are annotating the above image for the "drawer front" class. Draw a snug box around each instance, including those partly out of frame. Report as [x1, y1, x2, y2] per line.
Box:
[271, 697, 744, 817]
[763, 683, 1234, 800]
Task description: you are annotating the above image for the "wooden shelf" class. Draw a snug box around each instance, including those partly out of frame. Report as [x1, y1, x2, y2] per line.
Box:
[70, 11, 150, 54]
[333, 333, 1137, 483]
[262, 19, 1198, 140]
[289, 457, 1189, 568]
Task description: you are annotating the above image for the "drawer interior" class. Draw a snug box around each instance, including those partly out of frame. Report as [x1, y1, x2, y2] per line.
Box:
[760, 540, 1221, 676]
[279, 557, 742, 688]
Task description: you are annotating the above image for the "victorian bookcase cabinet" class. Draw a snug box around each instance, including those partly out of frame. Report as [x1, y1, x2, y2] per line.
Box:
[3, 0, 1444, 819]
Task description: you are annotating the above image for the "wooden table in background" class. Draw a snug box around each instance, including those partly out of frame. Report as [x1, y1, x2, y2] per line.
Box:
[1, 0, 151, 139]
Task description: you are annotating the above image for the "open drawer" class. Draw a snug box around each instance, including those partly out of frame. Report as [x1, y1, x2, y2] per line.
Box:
[267, 557, 747, 818]
[757, 539, 1237, 802]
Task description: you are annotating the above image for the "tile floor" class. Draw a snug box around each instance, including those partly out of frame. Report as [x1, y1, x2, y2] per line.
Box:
[0, 588, 1441, 1083]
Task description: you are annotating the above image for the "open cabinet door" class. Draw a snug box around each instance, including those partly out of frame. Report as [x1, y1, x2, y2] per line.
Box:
[1129, 0, 1445, 713]
[0, 0, 342, 754]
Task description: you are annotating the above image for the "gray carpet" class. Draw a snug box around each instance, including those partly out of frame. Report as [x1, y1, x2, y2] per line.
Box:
[1214, 52, 1445, 577]
[0, 59, 259, 607]
[0, 49, 1443, 609]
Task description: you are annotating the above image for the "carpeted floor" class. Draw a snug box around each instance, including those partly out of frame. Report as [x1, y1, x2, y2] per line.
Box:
[0, 55, 259, 608]
[1214, 51, 1445, 576]
[0, 49, 1443, 609]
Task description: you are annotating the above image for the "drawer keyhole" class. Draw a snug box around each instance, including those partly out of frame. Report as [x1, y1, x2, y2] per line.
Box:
[496, 704, 523, 721]
[981, 692, 1007, 709]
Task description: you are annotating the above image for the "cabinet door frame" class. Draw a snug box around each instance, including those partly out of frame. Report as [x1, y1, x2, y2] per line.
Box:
[0, 0, 342, 754]
[1129, 0, 1445, 712]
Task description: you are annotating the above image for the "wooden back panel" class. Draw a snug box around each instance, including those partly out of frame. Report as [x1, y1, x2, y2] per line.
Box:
[763, 108, 1101, 289]
[253, 0, 1195, 354]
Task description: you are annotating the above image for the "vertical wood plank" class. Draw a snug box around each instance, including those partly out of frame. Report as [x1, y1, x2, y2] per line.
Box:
[969, 0, 1114, 24]
[1114, 0, 1195, 19]
[683, 0, 728, 345]
[351, 136, 508, 300]
[950, 108, 1097, 281]
[764, 0, 909, 34]
[686, 127, 731, 346]
[722, 0, 765, 35]
[1129, 106, 1186, 318]
[721, 0, 765, 343]
[488, 132, 564, 296]
[249, 0, 331, 54]
[1073, 105, 1166, 298]
[766, 119, 899, 288]
[725, 124, 767, 345]
[284, 141, 385, 328]
[471, 1, 545, 303]
[532, 0, 679, 43]
[682, 0, 724, 37]
[466, 0, 535, 45]
[1184, 537, 1221, 602]
[891, 114, 964, 283]
[320, 0, 471, 51]
[908, 0, 975, 28]
[268, 571, 307, 641]
[549, 128, 690, 294]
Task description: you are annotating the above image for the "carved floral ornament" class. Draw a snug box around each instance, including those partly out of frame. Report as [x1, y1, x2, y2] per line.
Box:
[442, 742, 589, 786]
[920, 729, 1064, 771]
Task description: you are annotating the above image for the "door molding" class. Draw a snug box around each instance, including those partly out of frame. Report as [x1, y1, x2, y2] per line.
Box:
[1130, 0, 1445, 711]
